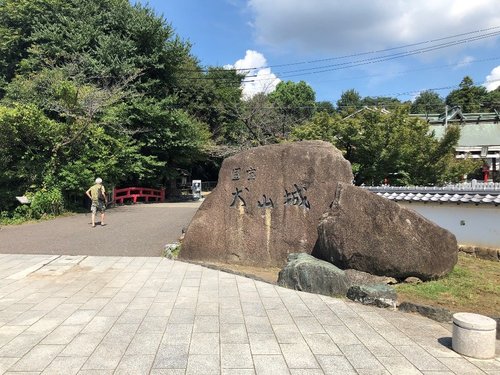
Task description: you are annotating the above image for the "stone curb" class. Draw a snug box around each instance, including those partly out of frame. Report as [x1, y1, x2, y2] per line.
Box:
[172, 257, 277, 285]
[398, 301, 453, 322]
[459, 246, 500, 262]
[398, 301, 500, 340]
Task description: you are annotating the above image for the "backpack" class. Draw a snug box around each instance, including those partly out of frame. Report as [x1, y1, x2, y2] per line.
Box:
[97, 187, 105, 202]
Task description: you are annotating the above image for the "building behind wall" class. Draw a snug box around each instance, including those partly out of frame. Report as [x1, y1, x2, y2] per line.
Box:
[365, 183, 500, 249]
[360, 107, 500, 248]
[411, 106, 500, 181]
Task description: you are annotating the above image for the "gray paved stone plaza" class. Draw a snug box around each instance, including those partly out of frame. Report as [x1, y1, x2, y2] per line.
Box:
[0, 254, 498, 374]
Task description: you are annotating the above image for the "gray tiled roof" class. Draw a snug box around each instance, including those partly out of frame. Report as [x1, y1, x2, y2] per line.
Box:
[365, 183, 500, 205]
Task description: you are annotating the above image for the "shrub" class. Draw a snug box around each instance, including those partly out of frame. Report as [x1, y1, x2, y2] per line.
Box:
[29, 188, 64, 218]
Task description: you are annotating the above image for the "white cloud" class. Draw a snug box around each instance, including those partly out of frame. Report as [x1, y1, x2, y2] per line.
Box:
[485, 65, 500, 91]
[233, 50, 266, 74]
[226, 50, 281, 99]
[455, 56, 475, 69]
[247, 0, 500, 54]
[242, 67, 281, 100]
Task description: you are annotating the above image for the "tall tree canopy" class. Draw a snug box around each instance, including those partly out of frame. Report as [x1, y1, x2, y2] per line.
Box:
[336, 89, 362, 114]
[360, 96, 401, 109]
[484, 85, 500, 112]
[0, 0, 494, 214]
[411, 90, 445, 115]
[268, 80, 316, 137]
[291, 106, 474, 186]
[445, 76, 488, 113]
[315, 100, 336, 115]
[0, 0, 217, 210]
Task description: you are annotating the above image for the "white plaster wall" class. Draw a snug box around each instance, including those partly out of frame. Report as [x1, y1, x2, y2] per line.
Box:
[399, 202, 500, 248]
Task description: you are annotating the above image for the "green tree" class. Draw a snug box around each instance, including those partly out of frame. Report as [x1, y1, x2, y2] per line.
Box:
[174, 67, 244, 144]
[0, 0, 215, 202]
[445, 76, 488, 112]
[291, 106, 469, 185]
[361, 96, 401, 109]
[3, 65, 146, 179]
[410, 90, 445, 115]
[268, 80, 316, 137]
[0, 104, 60, 210]
[0, 0, 62, 94]
[336, 89, 362, 114]
[237, 93, 282, 147]
[484, 86, 500, 112]
[316, 101, 336, 115]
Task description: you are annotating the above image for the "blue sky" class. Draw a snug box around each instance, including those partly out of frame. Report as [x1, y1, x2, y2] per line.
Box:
[141, 0, 500, 104]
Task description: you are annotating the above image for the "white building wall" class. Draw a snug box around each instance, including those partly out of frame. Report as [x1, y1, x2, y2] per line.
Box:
[399, 202, 500, 248]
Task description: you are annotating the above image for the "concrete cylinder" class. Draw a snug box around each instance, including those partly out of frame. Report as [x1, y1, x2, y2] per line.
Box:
[452, 312, 496, 359]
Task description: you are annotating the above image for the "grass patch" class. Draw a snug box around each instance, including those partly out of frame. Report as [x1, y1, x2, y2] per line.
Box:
[0, 211, 75, 226]
[395, 254, 500, 317]
[163, 243, 181, 258]
[170, 245, 181, 258]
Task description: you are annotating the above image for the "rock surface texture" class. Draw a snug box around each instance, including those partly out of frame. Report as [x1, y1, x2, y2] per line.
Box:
[313, 183, 458, 281]
[180, 141, 353, 267]
[277, 253, 398, 306]
[346, 284, 397, 309]
[277, 253, 349, 296]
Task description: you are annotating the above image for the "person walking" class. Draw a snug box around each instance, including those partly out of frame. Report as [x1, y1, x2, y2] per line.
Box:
[86, 177, 108, 227]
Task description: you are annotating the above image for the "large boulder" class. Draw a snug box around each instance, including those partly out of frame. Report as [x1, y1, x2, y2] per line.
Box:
[277, 253, 349, 296]
[180, 141, 353, 268]
[313, 183, 458, 281]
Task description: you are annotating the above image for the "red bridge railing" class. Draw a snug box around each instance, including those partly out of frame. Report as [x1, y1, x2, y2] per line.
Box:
[113, 187, 165, 204]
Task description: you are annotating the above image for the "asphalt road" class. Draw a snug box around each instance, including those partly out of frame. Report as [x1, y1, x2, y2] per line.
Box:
[0, 202, 201, 257]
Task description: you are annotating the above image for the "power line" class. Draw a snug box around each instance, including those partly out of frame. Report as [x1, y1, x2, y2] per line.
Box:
[267, 26, 500, 69]
[390, 78, 500, 98]
[241, 31, 500, 82]
[275, 31, 500, 76]
[305, 56, 500, 85]
[174, 30, 500, 84]
[183, 25, 500, 73]
[170, 33, 500, 106]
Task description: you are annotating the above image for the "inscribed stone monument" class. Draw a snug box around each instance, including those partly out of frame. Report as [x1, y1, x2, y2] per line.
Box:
[180, 141, 354, 267]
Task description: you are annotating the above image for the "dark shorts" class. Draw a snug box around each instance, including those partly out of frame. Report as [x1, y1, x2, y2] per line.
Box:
[91, 200, 106, 214]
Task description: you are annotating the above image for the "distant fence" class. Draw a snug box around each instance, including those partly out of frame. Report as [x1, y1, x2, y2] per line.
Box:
[113, 187, 165, 204]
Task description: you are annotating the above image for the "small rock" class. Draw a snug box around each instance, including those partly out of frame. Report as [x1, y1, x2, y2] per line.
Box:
[474, 247, 499, 262]
[458, 245, 475, 255]
[404, 276, 423, 284]
[493, 317, 500, 340]
[346, 284, 397, 309]
[179, 228, 186, 242]
[345, 269, 398, 286]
